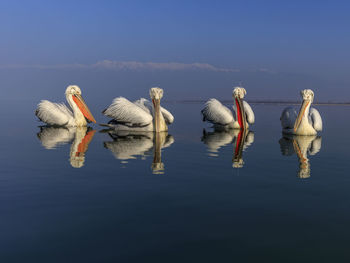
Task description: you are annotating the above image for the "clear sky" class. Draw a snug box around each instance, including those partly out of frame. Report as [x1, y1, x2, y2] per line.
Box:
[1, 0, 349, 101]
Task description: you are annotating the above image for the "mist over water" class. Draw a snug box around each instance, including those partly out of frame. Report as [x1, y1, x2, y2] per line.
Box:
[1, 68, 349, 104]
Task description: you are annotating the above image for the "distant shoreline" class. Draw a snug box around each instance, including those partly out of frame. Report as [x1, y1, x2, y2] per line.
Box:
[164, 100, 350, 106]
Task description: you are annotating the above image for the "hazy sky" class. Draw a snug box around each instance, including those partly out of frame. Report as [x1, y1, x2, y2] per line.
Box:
[1, 0, 349, 101]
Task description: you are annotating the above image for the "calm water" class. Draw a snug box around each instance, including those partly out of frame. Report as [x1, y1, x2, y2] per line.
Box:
[1, 100, 350, 262]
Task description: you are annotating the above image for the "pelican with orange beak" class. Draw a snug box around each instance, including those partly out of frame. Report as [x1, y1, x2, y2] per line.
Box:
[201, 87, 255, 131]
[280, 89, 322, 135]
[35, 85, 96, 127]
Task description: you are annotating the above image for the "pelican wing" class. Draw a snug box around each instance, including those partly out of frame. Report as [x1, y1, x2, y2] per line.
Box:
[161, 107, 174, 124]
[134, 98, 174, 124]
[280, 107, 297, 129]
[103, 97, 153, 127]
[309, 107, 322, 132]
[133, 98, 152, 114]
[35, 100, 73, 126]
[201, 99, 234, 125]
[243, 101, 255, 124]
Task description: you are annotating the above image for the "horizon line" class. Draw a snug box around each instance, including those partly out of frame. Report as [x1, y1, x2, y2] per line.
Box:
[0, 60, 276, 73]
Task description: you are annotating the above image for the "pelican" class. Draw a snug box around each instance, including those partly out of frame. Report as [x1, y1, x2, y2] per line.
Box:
[35, 85, 96, 127]
[103, 130, 174, 174]
[102, 87, 174, 132]
[280, 89, 322, 135]
[201, 128, 254, 168]
[37, 126, 96, 168]
[279, 134, 322, 178]
[201, 87, 255, 130]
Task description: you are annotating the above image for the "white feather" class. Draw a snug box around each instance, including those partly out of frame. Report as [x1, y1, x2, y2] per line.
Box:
[309, 107, 322, 132]
[133, 98, 152, 114]
[160, 107, 174, 124]
[103, 97, 153, 127]
[36, 100, 73, 126]
[201, 99, 234, 125]
[280, 107, 298, 130]
[243, 101, 255, 124]
[134, 98, 174, 124]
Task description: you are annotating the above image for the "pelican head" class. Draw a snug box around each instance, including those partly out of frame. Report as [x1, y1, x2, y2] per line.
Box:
[149, 87, 164, 100]
[149, 87, 167, 132]
[65, 85, 82, 96]
[300, 89, 314, 102]
[232, 87, 247, 130]
[293, 89, 315, 133]
[233, 87, 246, 99]
[66, 85, 96, 125]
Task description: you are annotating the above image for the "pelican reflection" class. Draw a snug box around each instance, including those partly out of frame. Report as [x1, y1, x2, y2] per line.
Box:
[37, 126, 96, 168]
[103, 131, 174, 174]
[279, 135, 322, 178]
[201, 129, 254, 168]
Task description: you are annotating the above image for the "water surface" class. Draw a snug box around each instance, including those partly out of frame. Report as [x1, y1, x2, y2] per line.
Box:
[1, 100, 350, 262]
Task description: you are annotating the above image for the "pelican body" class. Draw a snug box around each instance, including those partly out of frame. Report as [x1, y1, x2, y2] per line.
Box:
[102, 87, 174, 132]
[280, 89, 322, 135]
[201, 87, 255, 131]
[35, 85, 96, 127]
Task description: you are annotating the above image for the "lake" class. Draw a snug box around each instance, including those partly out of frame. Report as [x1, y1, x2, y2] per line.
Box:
[1, 99, 350, 262]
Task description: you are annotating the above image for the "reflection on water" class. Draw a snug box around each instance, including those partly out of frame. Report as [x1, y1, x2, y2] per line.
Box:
[103, 131, 174, 174]
[4, 102, 350, 262]
[279, 134, 322, 178]
[37, 126, 96, 168]
[201, 129, 254, 168]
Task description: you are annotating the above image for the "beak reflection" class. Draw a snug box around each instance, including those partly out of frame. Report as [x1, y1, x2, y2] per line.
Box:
[37, 126, 96, 168]
[201, 128, 254, 168]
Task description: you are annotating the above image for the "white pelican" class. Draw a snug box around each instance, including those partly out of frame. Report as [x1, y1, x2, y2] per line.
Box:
[103, 130, 174, 174]
[201, 87, 255, 130]
[279, 134, 322, 178]
[202, 128, 254, 168]
[37, 126, 96, 168]
[35, 85, 96, 127]
[102, 87, 174, 132]
[280, 89, 322, 135]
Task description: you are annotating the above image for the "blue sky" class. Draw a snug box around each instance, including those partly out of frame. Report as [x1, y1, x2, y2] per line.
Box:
[1, 0, 349, 101]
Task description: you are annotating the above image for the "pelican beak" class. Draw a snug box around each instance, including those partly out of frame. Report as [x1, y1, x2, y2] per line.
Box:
[293, 99, 310, 132]
[73, 94, 96, 123]
[235, 97, 247, 130]
[152, 98, 161, 132]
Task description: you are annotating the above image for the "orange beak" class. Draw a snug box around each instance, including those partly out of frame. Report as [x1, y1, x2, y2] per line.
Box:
[293, 100, 309, 132]
[72, 94, 96, 123]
